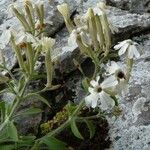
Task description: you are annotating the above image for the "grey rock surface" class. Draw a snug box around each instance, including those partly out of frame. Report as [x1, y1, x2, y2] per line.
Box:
[1, 0, 150, 74]
[53, 0, 150, 73]
[0, 0, 77, 71]
[0, 0, 150, 143]
[108, 34, 150, 150]
[106, 0, 150, 13]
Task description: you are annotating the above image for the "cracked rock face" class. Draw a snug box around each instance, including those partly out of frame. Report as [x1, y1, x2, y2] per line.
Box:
[106, 0, 150, 13]
[0, 0, 150, 145]
[108, 34, 150, 150]
[0, 0, 150, 74]
[0, 0, 77, 71]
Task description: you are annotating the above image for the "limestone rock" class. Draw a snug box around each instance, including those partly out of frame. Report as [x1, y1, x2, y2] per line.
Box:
[108, 34, 150, 150]
[53, 1, 150, 73]
[0, 0, 77, 71]
[106, 0, 150, 13]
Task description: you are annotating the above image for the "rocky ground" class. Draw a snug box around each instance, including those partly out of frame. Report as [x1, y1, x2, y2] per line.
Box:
[0, 0, 150, 149]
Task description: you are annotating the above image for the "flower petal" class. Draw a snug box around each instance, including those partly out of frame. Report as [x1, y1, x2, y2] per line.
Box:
[90, 79, 99, 87]
[114, 39, 131, 50]
[132, 45, 140, 58]
[106, 61, 120, 75]
[88, 87, 94, 94]
[96, 76, 100, 82]
[91, 94, 99, 108]
[128, 45, 134, 59]
[85, 93, 99, 108]
[101, 76, 118, 89]
[99, 91, 115, 110]
[114, 40, 127, 50]
[118, 43, 129, 56]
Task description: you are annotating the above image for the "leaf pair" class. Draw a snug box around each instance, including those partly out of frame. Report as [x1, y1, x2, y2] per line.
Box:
[70, 119, 96, 140]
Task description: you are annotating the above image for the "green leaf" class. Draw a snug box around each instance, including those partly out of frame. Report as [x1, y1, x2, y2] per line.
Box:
[41, 136, 68, 150]
[66, 101, 77, 116]
[0, 144, 15, 150]
[18, 77, 25, 92]
[85, 120, 96, 139]
[17, 135, 36, 148]
[24, 93, 51, 108]
[0, 126, 10, 143]
[0, 74, 9, 84]
[0, 101, 6, 121]
[7, 121, 18, 141]
[0, 64, 4, 69]
[0, 101, 11, 122]
[70, 119, 84, 140]
[0, 89, 8, 95]
[82, 78, 89, 92]
[15, 107, 42, 117]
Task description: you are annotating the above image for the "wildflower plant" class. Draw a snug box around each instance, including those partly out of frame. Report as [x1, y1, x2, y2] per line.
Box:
[0, 1, 142, 149]
[57, 2, 141, 109]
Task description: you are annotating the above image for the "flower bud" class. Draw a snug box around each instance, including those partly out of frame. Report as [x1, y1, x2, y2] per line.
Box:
[57, 3, 70, 20]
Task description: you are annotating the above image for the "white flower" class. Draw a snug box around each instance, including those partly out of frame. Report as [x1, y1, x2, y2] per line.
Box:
[106, 61, 128, 95]
[68, 26, 91, 48]
[41, 37, 55, 52]
[114, 39, 141, 59]
[85, 76, 118, 110]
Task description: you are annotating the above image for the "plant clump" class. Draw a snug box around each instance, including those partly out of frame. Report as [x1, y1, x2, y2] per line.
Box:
[0, 0, 143, 149]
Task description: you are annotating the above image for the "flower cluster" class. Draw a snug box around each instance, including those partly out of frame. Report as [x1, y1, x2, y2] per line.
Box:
[85, 40, 141, 110]
[57, 2, 117, 64]
[114, 39, 141, 59]
[57, 2, 142, 111]
[85, 76, 117, 110]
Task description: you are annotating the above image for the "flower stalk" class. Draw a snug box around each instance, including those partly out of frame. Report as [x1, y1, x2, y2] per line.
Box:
[45, 48, 53, 88]
[12, 7, 31, 32]
[10, 35, 26, 74]
[24, 2, 35, 34]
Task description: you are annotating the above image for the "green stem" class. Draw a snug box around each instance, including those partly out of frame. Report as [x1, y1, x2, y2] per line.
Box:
[77, 112, 102, 120]
[92, 63, 99, 79]
[64, 19, 74, 33]
[34, 46, 41, 64]
[12, 7, 31, 32]
[45, 48, 53, 88]
[26, 43, 34, 75]
[11, 36, 25, 73]
[25, 4, 35, 34]
[0, 78, 29, 132]
[4, 67, 17, 83]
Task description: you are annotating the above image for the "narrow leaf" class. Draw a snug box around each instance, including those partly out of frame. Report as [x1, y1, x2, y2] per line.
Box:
[41, 136, 68, 150]
[7, 121, 18, 141]
[24, 93, 51, 108]
[15, 107, 42, 117]
[82, 78, 89, 92]
[0, 145, 14, 150]
[71, 119, 84, 140]
[85, 120, 96, 139]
